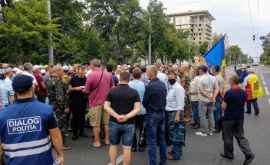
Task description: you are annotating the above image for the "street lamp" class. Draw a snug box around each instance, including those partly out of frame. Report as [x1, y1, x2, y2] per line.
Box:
[148, 7, 167, 65]
[148, 13, 152, 65]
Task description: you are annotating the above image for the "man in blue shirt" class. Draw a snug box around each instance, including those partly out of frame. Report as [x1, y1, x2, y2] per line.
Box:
[0, 74, 64, 165]
[0, 69, 14, 110]
[143, 65, 167, 165]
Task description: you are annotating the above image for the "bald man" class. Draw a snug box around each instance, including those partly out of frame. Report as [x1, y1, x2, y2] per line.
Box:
[143, 65, 167, 165]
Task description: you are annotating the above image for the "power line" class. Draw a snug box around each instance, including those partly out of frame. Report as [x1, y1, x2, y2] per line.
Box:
[247, 0, 255, 34]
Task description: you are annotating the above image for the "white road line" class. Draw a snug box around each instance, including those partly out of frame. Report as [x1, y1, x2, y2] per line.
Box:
[107, 154, 123, 165]
[261, 74, 264, 81]
[265, 87, 270, 96]
[268, 99, 270, 105]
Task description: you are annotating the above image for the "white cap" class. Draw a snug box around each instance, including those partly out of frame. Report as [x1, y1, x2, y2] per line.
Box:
[41, 69, 46, 74]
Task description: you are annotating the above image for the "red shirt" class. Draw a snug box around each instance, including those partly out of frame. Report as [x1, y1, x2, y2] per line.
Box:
[34, 71, 47, 96]
[85, 69, 113, 107]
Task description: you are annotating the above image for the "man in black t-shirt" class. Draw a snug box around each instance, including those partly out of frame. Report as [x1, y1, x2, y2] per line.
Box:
[221, 75, 255, 165]
[104, 71, 141, 165]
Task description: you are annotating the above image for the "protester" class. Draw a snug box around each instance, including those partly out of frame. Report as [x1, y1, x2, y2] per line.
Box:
[140, 65, 149, 86]
[85, 59, 113, 147]
[143, 65, 167, 165]
[196, 65, 219, 136]
[0, 74, 64, 165]
[128, 67, 146, 152]
[180, 65, 192, 123]
[68, 65, 87, 140]
[104, 71, 141, 165]
[106, 64, 119, 87]
[189, 67, 200, 129]
[0, 68, 14, 110]
[243, 69, 261, 116]
[156, 64, 168, 85]
[211, 65, 224, 131]
[33, 66, 47, 103]
[46, 65, 71, 150]
[165, 69, 185, 160]
[221, 75, 255, 165]
[22, 63, 37, 85]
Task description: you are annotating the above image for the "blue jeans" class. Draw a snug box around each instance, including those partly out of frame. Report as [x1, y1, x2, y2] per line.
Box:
[109, 121, 135, 146]
[165, 111, 183, 160]
[214, 96, 222, 129]
[191, 101, 199, 124]
[146, 111, 167, 165]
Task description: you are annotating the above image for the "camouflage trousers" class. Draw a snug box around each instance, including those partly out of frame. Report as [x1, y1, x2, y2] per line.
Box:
[55, 109, 68, 145]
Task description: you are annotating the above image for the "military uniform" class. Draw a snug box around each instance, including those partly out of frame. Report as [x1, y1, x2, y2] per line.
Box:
[46, 75, 68, 144]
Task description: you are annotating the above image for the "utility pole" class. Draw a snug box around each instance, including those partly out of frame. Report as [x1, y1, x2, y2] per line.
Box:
[148, 14, 152, 65]
[47, 0, 54, 65]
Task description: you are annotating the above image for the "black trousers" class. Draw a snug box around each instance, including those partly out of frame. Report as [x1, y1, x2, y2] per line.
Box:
[246, 99, 259, 115]
[132, 115, 146, 149]
[222, 120, 253, 158]
[70, 104, 86, 136]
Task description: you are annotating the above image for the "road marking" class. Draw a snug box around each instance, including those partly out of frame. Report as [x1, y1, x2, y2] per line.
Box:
[107, 154, 123, 165]
[265, 87, 270, 96]
[261, 74, 265, 81]
[268, 99, 270, 105]
[263, 80, 266, 86]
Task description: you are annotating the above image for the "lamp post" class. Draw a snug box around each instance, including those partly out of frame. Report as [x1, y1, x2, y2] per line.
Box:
[148, 14, 152, 65]
[47, 0, 54, 65]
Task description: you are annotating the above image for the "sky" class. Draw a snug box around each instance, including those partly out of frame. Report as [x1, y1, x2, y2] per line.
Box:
[140, 0, 270, 61]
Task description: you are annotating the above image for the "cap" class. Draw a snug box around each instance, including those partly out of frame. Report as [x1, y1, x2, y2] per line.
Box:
[41, 69, 46, 74]
[12, 74, 33, 92]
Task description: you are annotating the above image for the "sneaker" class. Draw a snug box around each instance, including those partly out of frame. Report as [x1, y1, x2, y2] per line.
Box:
[243, 154, 255, 165]
[208, 132, 213, 136]
[195, 131, 208, 137]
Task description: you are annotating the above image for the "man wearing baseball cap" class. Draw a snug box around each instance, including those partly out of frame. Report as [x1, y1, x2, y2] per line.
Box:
[0, 74, 64, 165]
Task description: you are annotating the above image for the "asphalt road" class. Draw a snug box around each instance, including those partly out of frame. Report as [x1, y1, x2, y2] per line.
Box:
[65, 66, 270, 165]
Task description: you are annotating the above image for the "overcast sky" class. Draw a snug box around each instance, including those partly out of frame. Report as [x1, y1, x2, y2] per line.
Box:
[140, 0, 270, 61]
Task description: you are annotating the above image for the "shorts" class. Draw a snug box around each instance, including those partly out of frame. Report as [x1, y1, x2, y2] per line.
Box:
[88, 105, 109, 127]
[109, 121, 135, 147]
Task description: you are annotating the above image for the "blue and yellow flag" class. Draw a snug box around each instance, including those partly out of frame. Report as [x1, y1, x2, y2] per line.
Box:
[204, 36, 225, 67]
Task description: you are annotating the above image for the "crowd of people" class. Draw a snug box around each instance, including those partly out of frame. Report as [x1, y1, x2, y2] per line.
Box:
[0, 60, 261, 165]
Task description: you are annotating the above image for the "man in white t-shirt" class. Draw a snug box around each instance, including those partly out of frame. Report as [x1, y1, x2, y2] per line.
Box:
[22, 63, 38, 85]
[196, 65, 219, 137]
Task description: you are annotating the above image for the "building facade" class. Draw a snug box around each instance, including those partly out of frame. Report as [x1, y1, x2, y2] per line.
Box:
[168, 10, 215, 45]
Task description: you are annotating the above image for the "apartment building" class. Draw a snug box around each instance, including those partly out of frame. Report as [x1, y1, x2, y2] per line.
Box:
[168, 10, 215, 45]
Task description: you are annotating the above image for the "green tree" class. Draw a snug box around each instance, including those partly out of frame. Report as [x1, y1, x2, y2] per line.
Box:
[86, 0, 144, 63]
[212, 33, 222, 46]
[199, 41, 209, 55]
[225, 45, 248, 65]
[0, 0, 59, 63]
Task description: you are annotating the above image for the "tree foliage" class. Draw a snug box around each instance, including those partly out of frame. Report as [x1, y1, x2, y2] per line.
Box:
[0, 0, 247, 65]
[0, 0, 59, 63]
[225, 45, 248, 65]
